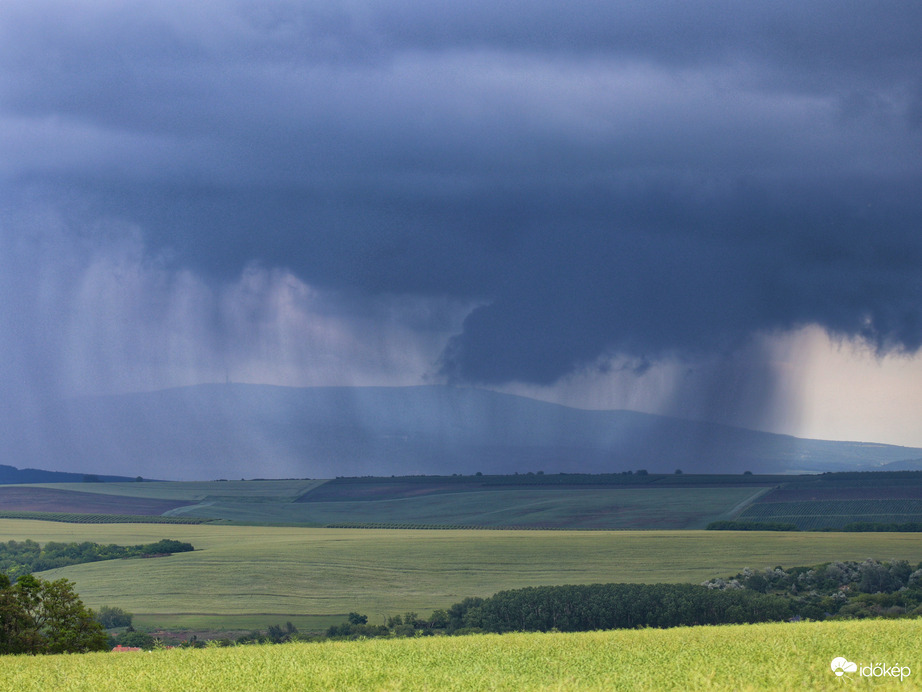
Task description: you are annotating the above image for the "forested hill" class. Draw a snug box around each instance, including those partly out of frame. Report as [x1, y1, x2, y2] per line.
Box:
[0, 464, 138, 485]
[2, 384, 921, 481]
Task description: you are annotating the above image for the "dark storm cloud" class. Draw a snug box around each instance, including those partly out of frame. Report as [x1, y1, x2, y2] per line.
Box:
[2, 1, 921, 388]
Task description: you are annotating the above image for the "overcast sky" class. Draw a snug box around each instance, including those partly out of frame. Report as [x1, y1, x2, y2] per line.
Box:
[2, 1, 921, 445]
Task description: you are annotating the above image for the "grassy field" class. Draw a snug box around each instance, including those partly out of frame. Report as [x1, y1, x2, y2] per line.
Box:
[167, 486, 765, 528]
[20, 480, 324, 503]
[737, 473, 922, 530]
[740, 499, 922, 530]
[3, 519, 922, 630]
[15, 472, 922, 531]
[1, 619, 920, 691]
[0, 486, 190, 514]
[16, 481, 766, 529]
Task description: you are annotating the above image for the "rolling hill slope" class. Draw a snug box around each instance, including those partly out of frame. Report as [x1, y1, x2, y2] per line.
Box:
[2, 384, 920, 480]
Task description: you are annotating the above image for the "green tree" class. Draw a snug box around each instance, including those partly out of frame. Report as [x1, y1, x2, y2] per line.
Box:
[429, 609, 450, 629]
[0, 574, 107, 654]
[0, 573, 32, 654]
[96, 605, 133, 629]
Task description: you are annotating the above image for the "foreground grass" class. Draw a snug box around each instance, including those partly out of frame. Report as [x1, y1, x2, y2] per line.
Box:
[3, 520, 922, 629]
[1, 619, 920, 691]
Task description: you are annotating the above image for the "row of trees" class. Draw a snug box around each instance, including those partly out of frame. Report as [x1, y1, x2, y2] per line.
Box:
[703, 558, 922, 620]
[707, 521, 799, 531]
[312, 585, 792, 641]
[708, 520, 922, 533]
[444, 584, 792, 633]
[840, 522, 922, 532]
[322, 560, 922, 641]
[97, 605, 133, 629]
[0, 539, 194, 577]
[0, 574, 108, 654]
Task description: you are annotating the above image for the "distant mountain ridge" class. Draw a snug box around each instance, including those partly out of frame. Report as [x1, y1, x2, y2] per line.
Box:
[1, 384, 920, 481]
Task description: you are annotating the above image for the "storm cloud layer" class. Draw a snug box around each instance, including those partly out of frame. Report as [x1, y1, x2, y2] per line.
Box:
[2, 1, 921, 399]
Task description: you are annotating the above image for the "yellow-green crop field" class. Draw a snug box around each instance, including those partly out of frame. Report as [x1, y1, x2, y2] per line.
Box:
[3, 519, 922, 631]
[1, 619, 920, 691]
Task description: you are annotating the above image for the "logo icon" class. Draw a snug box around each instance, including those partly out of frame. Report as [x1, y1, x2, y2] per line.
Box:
[831, 657, 858, 677]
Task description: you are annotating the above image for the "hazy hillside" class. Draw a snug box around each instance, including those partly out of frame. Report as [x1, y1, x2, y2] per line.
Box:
[0, 464, 139, 484]
[1, 384, 920, 481]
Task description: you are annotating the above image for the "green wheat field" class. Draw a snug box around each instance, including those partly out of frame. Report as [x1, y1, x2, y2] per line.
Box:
[3, 519, 922, 630]
[1, 619, 919, 691]
[18, 480, 766, 529]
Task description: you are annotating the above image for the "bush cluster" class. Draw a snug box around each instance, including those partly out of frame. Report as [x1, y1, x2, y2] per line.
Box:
[703, 558, 922, 620]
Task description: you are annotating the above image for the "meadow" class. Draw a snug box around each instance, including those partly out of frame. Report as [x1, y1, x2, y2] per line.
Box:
[24, 472, 922, 531]
[21, 480, 768, 529]
[0, 619, 919, 691]
[738, 473, 922, 530]
[168, 486, 764, 528]
[26, 480, 324, 502]
[740, 499, 922, 530]
[2, 519, 921, 630]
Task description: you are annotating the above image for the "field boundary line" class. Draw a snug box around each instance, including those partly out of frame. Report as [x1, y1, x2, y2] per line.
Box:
[723, 486, 776, 520]
[163, 501, 216, 516]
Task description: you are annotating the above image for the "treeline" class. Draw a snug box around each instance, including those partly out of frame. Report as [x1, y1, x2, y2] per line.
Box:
[323, 523, 580, 531]
[170, 586, 791, 648]
[703, 558, 922, 620]
[440, 583, 791, 633]
[0, 573, 108, 654]
[839, 522, 922, 532]
[708, 520, 922, 532]
[310, 585, 792, 641]
[817, 471, 922, 483]
[325, 472, 788, 488]
[706, 521, 799, 531]
[0, 539, 194, 577]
